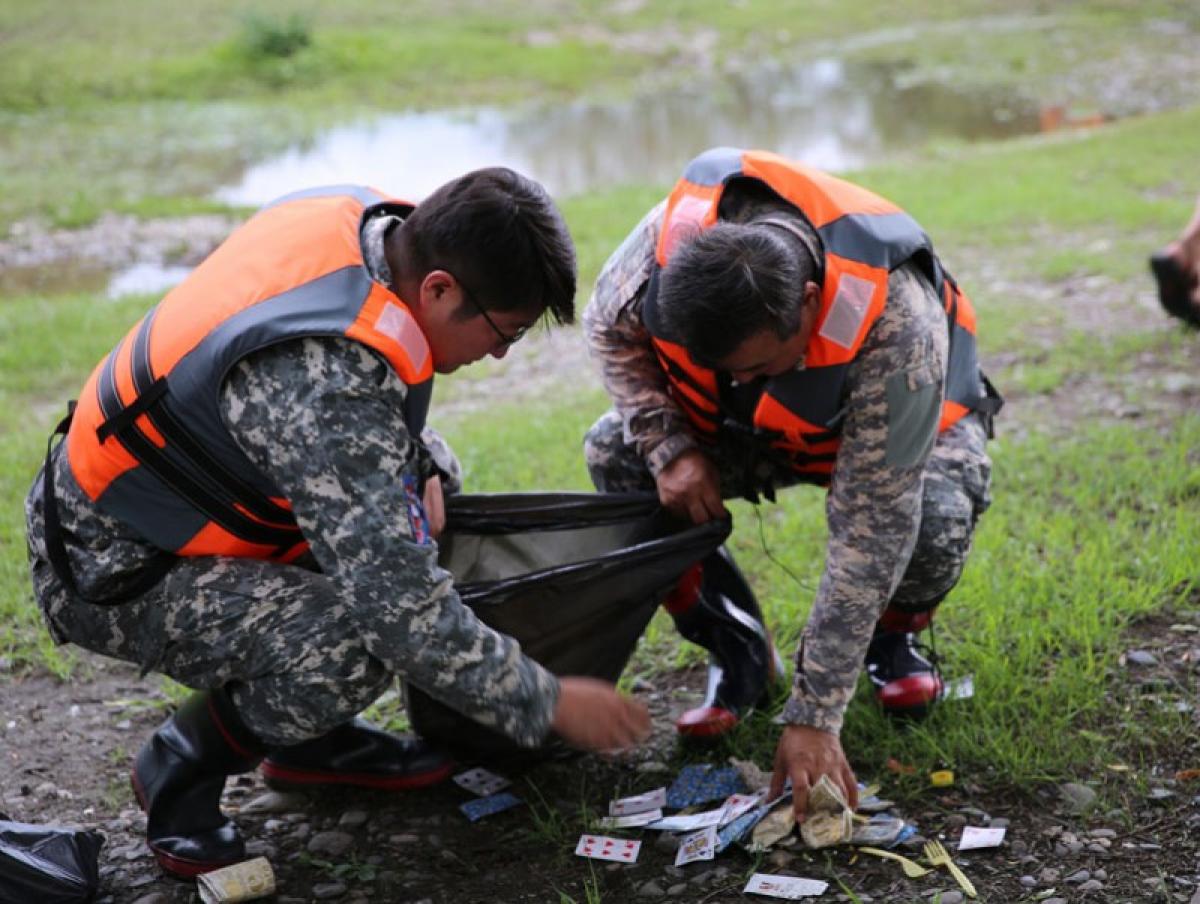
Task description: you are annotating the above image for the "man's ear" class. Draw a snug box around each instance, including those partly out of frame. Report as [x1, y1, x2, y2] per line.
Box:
[416, 270, 454, 311]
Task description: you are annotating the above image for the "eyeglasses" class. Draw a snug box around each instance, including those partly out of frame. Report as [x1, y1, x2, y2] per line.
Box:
[456, 277, 530, 346]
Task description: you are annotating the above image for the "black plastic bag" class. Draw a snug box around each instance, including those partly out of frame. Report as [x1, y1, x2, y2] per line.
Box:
[0, 814, 103, 904]
[406, 492, 729, 758]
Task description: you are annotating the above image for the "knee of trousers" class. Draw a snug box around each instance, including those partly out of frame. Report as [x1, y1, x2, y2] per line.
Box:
[889, 523, 973, 613]
[583, 410, 654, 493]
[269, 652, 393, 739]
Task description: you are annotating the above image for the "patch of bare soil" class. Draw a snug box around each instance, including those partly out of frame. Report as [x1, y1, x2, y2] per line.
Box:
[3, 632, 1199, 903]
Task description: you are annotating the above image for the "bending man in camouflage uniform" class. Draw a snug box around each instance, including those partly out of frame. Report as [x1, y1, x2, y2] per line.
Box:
[583, 148, 998, 819]
[25, 169, 650, 878]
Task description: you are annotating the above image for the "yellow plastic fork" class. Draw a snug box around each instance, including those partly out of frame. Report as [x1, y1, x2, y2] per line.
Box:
[923, 839, 977, 899]
[856, 846, 930, 878]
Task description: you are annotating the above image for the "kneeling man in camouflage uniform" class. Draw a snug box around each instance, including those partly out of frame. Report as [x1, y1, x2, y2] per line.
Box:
[26, 169, 650, 878]
[583, 148, 999, 819]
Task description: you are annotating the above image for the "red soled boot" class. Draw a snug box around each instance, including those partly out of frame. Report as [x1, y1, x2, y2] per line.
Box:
[864, 606, 943, 719]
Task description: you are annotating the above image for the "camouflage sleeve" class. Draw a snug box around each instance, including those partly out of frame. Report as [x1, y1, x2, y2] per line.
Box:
[779, 262, 949, 734]
[220, 336, 559, 747]
[582, 201, 699, 476]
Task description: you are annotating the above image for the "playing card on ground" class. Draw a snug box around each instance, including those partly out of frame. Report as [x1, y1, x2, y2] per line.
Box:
[720, 789, 768, 826]
[608, 787, 667, 816]
[574, 834, 641, 863]
[674, 825, 717, 866]
[596, 809, 663, 830]
[459, 792, 522, 822]
[743, 873, 829, 899]
[666, 764, 745, 809]
[453, 767, 511, 797]
[958, 825, 1006, 850]
[646, 806, 728, 832]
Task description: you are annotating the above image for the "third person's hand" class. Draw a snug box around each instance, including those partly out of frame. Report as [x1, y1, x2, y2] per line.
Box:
[551, 676, 652, 753]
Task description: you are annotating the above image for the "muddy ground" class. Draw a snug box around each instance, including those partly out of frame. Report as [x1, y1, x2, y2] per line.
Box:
[2, 211, 1199, 904]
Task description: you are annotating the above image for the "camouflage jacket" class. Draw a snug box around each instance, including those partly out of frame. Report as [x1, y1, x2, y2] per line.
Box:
[583, 194, 952, 734]
[24, 212, 559, 747]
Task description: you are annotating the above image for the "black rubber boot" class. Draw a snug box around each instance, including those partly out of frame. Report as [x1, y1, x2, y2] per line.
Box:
[669, 548, 785, 740]
[131, 687, 267, 878]
[864, 606, 943, 720]
[261, 718, 453, 791]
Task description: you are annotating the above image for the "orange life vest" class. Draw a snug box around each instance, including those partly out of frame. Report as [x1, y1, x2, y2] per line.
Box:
[643, 148, 999, 486]
[61, 185, 434, 562]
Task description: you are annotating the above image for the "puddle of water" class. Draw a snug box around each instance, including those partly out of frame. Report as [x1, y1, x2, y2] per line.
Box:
[217, 56, 1038, 206]
[7, 56, 1037, 300]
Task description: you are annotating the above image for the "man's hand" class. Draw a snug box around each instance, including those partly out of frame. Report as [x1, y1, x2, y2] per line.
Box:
[655, 449, 726, 524]
[551, 677, 652, 753]
[423, 474, 446, 540]
[769, 724, 859, 821]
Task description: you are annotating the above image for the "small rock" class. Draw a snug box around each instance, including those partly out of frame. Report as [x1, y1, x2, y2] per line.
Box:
[667, 883, 688, 897]
[939, 893, 964, 904]
[637, 760, 672, 775]
[1043, 899, 1067, 904]
[1019, 876, 1037, 888]
[1125, 649, 1158, 666]
[945, 814, 967, 830]
[338, 810, 369, 828]
[389, 833, 420, 845]
[988, 817, 1010, 828]
[1066, 869, 1091, 883]
[130, 895, 170, 904]
[242, 790, 309, 814]
[1060, 782, 1098, 814]
[307, 830, 355, 857]
[1147, 787, 1176, 801]
[638, 880, 665, 897]
[1039, 868, 1062, 884]
[1078, 879, 1104, 893]
[312, 883, 347, 900]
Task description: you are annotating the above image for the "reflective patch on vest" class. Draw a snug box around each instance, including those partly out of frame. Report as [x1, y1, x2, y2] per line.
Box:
[402, 474, 431, 545]
[374, 302, 429, 374]
[819, 274, 874, 349]
[661, 194, 710, 261]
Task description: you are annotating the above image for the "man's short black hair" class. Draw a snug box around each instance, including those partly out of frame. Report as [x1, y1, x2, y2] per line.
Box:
[656, 222, 815, 364]
[398, 167, 576, 325]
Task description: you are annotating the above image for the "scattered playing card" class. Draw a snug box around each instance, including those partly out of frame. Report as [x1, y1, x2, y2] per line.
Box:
[958, 825, 1006, 850]
[609, 787, 667, 816]
[720, 790, 768, 827]
[675, 825, 718, 866]
[666, 764, 745, 809]
[460, 792, 522, 822]
[596, 809, 663, 830]
[574, 834, 641, 863]
[743, 873, 829, 899]
[716, 804, 768, 854]
[647, 805, 728, 833]
[453, 767, 511, 797]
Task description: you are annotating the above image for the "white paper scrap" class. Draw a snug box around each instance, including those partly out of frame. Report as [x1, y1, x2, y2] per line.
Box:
[609, 787, 667, 816]
[744, 873, 828, 899]
[958, 825, 1006, 850]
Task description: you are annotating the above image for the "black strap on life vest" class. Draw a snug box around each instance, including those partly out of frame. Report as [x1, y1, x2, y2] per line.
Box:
[43, 404, 175, 606]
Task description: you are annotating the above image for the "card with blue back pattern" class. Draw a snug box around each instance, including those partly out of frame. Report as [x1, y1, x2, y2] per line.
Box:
[666, 764, 745, 809]
[460, 792, 523, 822]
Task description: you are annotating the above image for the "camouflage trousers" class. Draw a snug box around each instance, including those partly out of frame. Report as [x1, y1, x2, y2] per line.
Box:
[34, 429, 463, 748]
[583, 411, 992, 615]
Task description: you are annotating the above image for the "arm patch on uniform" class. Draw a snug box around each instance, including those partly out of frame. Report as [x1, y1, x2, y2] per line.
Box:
[884, 365, 940, 468]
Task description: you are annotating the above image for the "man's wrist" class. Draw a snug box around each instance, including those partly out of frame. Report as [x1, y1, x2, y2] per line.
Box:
[775, 695, 844, 737]
[646, 434, 700, 478]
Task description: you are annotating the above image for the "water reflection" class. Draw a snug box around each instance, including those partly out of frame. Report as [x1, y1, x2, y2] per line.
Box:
[218, 56, 1036, 205]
